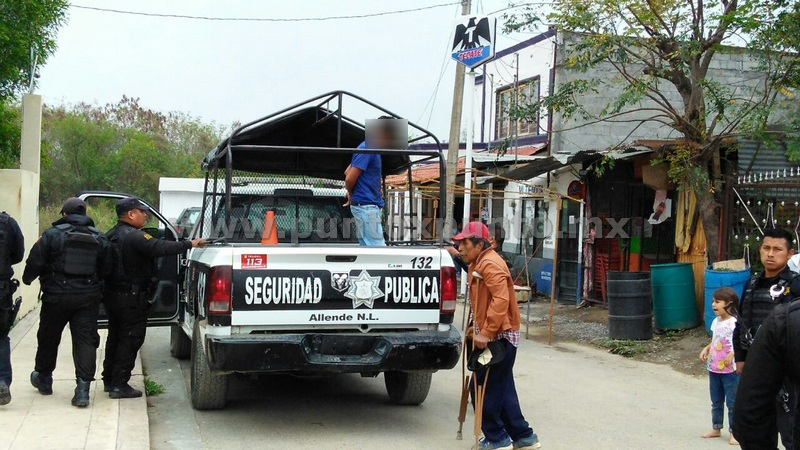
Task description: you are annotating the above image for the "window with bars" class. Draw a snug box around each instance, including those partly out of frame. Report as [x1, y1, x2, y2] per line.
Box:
[495, 77, 540, 140]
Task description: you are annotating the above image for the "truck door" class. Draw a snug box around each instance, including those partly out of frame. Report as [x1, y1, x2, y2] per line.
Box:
[78, 191, 182, 327]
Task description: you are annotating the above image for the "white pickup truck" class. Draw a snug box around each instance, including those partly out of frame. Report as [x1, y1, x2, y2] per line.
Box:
[85, 92, 461, 410]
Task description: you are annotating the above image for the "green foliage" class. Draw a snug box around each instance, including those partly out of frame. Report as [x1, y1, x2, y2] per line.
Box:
[599, 338, 648, 357]
[143, 377, 164, 396]
[0, 102, 21, 168]
[40, 97, 225, 208]
[0, 0, 68, 100]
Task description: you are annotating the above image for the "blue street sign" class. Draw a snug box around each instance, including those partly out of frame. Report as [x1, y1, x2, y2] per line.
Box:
[451, 16, 496, 69]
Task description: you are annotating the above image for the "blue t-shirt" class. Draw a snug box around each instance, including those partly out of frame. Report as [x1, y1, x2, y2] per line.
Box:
[350, 142, 384, 208]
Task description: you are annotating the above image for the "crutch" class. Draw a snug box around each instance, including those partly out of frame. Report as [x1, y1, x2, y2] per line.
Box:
[469, 271, 487, 448]
[456, 307, 474, 440]
[474, 365, 491, 449]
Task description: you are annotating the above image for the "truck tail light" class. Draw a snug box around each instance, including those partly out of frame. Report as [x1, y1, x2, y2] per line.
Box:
[440, 266, 457, 314]
[207, 265, 232, 314]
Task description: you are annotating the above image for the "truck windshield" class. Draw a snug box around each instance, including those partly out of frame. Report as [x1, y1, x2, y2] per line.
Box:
[214, 194, 358, 243]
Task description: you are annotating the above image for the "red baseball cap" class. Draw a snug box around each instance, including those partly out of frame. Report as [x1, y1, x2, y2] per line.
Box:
[453, 221, 489, 241]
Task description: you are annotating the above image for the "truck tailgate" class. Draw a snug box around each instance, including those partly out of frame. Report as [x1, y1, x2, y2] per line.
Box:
[230, 247, 444, 327]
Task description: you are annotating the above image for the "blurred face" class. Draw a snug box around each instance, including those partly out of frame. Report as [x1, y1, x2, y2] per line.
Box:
[124, 208, 148, 228]
[459, 238, 484, 264]
[711, 298, 730, 317]
[760, 236, 794, 274]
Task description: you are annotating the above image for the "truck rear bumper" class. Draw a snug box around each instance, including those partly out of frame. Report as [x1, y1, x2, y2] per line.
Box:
[205, 326, 462, 374]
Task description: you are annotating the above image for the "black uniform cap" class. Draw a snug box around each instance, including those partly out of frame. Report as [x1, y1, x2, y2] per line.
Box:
[116, 197, 151, 216]
[60, 197, 87, 215]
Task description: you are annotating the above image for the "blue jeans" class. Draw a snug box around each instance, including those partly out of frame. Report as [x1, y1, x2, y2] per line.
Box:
[0, 336, 10, 385]
[350, 204, 386, 246]
[472, 339, 537, 444]
[710, 371, 738, 431]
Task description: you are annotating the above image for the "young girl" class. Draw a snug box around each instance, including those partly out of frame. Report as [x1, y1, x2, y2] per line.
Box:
[699, 287, 740, 446]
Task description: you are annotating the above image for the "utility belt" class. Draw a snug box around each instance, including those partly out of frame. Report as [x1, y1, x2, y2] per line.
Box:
[107, 282, 152, 309]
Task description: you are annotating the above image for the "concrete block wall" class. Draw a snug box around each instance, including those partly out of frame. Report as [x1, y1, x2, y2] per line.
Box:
[551, 31, 772, 155]
[1, 94, 42, 318]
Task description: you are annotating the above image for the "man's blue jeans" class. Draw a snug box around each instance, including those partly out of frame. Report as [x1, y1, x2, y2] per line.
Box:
[473, 339, 537, 444]
[350, 204, 386, 246]
[0, 336, 11, 386]
[710, 371, 738, 431]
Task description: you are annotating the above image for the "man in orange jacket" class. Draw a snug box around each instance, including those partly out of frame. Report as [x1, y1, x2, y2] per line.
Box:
[455, 221, 540, 450]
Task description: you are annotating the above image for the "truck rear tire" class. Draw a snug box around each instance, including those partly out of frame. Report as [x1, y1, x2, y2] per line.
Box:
[384, 371, 432, 405]
[170, 324, 191, 360]
[190, 325, 228, 410]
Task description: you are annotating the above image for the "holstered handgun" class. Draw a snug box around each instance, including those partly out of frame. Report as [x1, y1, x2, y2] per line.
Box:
[0, 279, 21, 337]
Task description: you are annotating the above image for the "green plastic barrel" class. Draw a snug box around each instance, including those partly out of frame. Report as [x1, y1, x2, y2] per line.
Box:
[650, 263, 700, 330]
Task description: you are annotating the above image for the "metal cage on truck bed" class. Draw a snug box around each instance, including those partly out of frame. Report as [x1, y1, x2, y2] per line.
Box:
[197, 91, 447, 245]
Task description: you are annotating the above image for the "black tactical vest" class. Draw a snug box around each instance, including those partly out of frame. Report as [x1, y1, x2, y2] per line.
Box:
[53, 223, 102, 281]
[0, 212, 11, 279]
[741, 272, 798, 349]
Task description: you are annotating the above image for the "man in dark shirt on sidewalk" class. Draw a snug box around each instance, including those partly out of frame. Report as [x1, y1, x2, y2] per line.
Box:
[102, 197, 205, 398]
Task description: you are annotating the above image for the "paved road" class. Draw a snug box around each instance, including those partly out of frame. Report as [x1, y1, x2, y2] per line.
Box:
[141, 324, 738, 450]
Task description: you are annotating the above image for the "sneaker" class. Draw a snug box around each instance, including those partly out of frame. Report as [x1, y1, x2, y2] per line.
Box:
[513, 435, 542, 449]
[473, 436, 513, 450]
[30, 371, 53, 395]
[108, 383, 142, 399]
[0, 380, 10, 405]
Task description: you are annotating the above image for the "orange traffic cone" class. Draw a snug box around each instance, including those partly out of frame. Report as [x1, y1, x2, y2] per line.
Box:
[261, 210, 278, 245]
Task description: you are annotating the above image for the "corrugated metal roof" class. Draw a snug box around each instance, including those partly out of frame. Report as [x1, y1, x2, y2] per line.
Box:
[737, 138, 799, 177]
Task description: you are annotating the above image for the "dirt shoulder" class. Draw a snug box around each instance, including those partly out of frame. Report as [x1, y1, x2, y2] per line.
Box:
[518, 297, 710, 378]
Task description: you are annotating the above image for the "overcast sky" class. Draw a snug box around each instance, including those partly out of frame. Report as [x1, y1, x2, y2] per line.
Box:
[37, 0, 546, 141]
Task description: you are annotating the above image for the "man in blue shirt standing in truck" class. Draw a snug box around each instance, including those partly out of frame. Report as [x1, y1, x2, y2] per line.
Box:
[344, 117, 403, 246]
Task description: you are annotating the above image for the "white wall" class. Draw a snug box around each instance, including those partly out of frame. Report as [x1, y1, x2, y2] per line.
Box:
[472, 34, 555, 144]
[0, 170, 40, 317]
[158, 177, 205, 222]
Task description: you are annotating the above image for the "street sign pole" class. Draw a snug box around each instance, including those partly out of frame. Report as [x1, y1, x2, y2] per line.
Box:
[459, 69, 476, 295]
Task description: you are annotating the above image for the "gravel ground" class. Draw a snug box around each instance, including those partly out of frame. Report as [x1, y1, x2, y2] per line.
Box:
[512, 296, 710, 377]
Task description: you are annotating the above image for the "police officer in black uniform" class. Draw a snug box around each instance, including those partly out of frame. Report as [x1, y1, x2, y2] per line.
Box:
[734, 300, 800, 449]
[0, 211, 24, 405]
[102, 197, 204, 398]
[22, 198, 110, 407]
[733, 227, 800, 448]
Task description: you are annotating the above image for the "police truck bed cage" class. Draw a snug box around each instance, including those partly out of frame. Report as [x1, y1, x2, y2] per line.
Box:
[200, 91, 447, 243]
[202, 91, 444, 178]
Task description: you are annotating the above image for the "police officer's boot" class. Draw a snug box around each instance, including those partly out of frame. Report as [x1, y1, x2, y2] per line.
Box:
[108, 383, 142, 399]
[0, 380, 10, 405]
[71, 378, 91, 407]
[30, 371, 53, 395]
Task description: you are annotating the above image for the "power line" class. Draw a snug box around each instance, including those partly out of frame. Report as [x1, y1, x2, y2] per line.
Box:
[417, 3, 463, 127]
[71, 2, 556, 23]
[70, 2, 462, 22]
